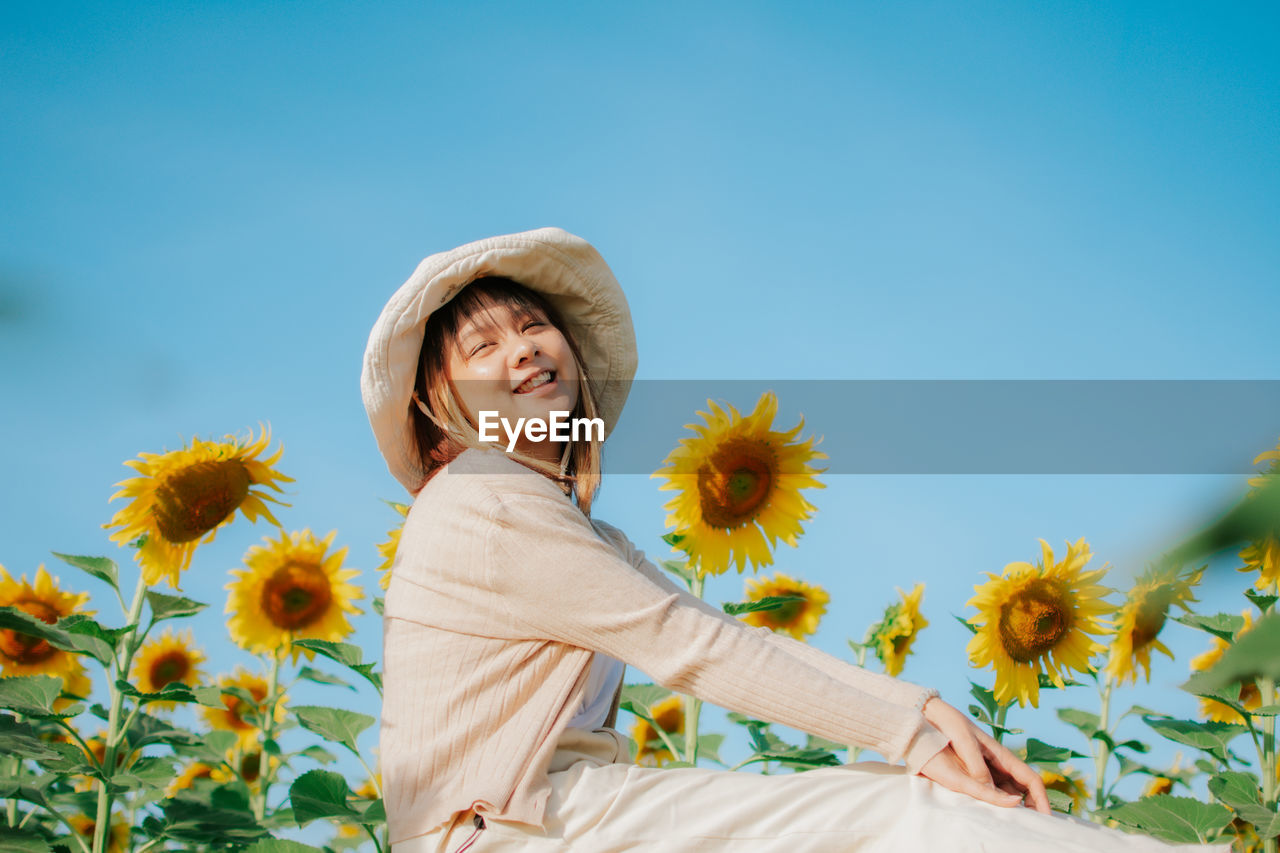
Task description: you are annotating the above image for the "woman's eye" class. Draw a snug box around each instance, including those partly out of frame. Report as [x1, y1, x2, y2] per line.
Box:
[522, 320, 546, 332]
[468, 341, 493, 357]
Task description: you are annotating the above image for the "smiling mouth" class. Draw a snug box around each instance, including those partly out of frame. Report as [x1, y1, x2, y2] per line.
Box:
[513, 370, 556, 394]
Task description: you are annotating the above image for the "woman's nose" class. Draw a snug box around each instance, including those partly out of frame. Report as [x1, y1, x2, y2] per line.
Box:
[507, 335, 539, 365]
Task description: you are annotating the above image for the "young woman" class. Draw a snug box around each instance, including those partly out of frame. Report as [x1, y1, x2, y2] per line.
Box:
[360, 228, 1227, 852]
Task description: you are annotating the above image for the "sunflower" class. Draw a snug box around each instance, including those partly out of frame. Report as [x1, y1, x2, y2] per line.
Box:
[1238, 537, 1280, 595]
[226, 529, 363, 661]
[966, 538, 1114, 708]
[1040, 766, 1088, 812]
[1143, 775, 1175, 797]
[1104, 564, 1203, 685]
[165, 761, 217, 798]
[653, 392, 826, 576]
[739, 572, 830, 641]
[0, 565, 93, 706]
[865, 583, 930, 677]
[68, 814, 129, 853]
[199, 667, 288, 750]
[631, 695, 685, 766]
[104, 425, 293, 589]
[376, 502, 410, 591]
[1189, 610, 1261, 723]
[129, 627, 206, 710]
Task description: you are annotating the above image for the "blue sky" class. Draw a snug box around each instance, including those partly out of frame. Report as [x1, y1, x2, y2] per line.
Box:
[2, 0, 1278, 839]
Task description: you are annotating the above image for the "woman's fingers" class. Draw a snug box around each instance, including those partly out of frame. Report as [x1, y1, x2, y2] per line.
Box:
[922, 698, 995, 787]
[980, 738, 1052, 814]
[919, 746, 1023, 809]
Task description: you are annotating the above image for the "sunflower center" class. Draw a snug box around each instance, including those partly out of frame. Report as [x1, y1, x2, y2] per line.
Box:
[260, 560, 333, 630]
[0, 598, 61, 664]
[153, 459, 251, 543]
[240, 752, 262, 783]
[1131, 586, 1176, 649]
[652, 705, 684, 734]
[696, 439, 775, 528]
[148, 651, 191, 689]
[997, 578, 1072, 663]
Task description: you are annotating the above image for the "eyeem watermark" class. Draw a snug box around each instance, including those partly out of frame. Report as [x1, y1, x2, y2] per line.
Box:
[478, 410, 605, 452]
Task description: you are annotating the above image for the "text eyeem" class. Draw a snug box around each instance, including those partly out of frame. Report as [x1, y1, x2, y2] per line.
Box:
[478, 411, 604, 452]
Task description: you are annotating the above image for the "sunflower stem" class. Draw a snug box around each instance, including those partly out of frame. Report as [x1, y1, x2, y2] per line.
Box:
[993, 701, 1009, 745]
[682, 573, 706, 765]
[1092, 678, 1113, 816]
[364, 820, 385, 853]
[92, 573, 147, 853]
[253, 647, 283, 822]
[5, 753, 18, 827]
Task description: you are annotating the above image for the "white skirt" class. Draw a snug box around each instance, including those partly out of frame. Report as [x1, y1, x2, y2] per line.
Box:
[395, 727, 1231, 853]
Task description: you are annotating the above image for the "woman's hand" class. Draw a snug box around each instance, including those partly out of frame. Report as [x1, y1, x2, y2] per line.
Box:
[915, 696, 1051, 814]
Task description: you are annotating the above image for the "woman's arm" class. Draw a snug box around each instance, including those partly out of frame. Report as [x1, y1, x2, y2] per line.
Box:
[591, 519, 939, 712]
[481, 485, 949, 773]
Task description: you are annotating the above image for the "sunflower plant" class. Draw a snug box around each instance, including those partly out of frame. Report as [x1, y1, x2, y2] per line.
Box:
[0, 427, 390, 853]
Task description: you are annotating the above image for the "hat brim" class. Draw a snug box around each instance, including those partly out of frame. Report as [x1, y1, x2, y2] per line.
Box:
[361, 227, 637, 493]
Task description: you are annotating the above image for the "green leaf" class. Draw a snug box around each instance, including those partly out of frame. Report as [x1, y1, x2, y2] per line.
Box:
[124, 709, 201, 751]
[619, 683, 673, 714]
[1142, 716, 1247, 766]
[952, 613, 978, 634]
[291, 639, 382, 692]
[297, 744, 338, 765]
[721, 595, 805, 616]
[0, 715, 74, 762]
[1045, 788, 1075, 814]
[1208, 771, 1280, 836]
[660, 532, 686, 548]
[968, 682, 998, 718]
[289, 769, 359, 826]
[804, 734, 847, 753]
[1022, 738, 1085, 765]
[242, 841, 327, 853]
[1096, 796, 1232, 844]
[51, 552, 120, 593]
[146, 794, 266, 844]
[1173, 612, 1245, 643]
[1159, 474, 1280, 569]
[1184, 611, 1280, 692]
[371, 596, 385, 616]
[359, 798, 386, 825]
[1057, 708, 1102, 739]
[0, 607, 111, 666]
[0, 825, 53, 852]
[0, 675, 71, 718]
[293, 705, 376, 755]
[115, 679, 198, 705]
[1244, 589, 1278, 611]
[697, 733, 725, 764]
[145, 590, 207, 621]
[296, 667, 353, 690]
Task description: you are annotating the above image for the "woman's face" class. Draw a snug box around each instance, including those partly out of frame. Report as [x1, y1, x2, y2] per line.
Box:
[443, 304, 581, 461]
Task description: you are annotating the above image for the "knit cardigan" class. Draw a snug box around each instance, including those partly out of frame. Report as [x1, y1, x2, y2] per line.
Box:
[381, 447, 951, 845]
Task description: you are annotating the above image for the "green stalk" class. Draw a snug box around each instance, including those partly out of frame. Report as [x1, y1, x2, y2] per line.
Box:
[1259, 675, 1276, 853]
[682, 573, 706, 765]
[1092, 678, 1114, 816]
[253, 647, 284, 821]
[994, 701, 1010, 745]
[6, 753, 19, 827]
[92, 574, 148, 853]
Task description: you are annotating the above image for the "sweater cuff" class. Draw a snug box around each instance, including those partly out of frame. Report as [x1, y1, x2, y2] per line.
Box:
[901, 719, 950, 776]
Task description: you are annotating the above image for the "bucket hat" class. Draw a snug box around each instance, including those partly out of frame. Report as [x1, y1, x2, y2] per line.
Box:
[361, 226, 638, 493]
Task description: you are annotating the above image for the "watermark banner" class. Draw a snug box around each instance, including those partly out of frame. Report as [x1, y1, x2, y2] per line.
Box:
[588, 380, 1280, 475]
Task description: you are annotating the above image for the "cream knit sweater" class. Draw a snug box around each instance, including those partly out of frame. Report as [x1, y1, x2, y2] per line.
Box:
[381, 447, 951, 845]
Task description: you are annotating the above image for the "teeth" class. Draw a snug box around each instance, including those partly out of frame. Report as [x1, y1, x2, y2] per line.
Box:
[516, 371, 553, 393]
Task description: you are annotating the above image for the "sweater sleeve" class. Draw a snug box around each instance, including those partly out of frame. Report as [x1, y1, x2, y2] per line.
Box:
[483, 487, 950, 774]
[591, 520, 943, 710]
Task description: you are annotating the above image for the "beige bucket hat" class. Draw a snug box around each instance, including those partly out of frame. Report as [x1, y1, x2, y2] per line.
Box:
[361, 226, 638, 493]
